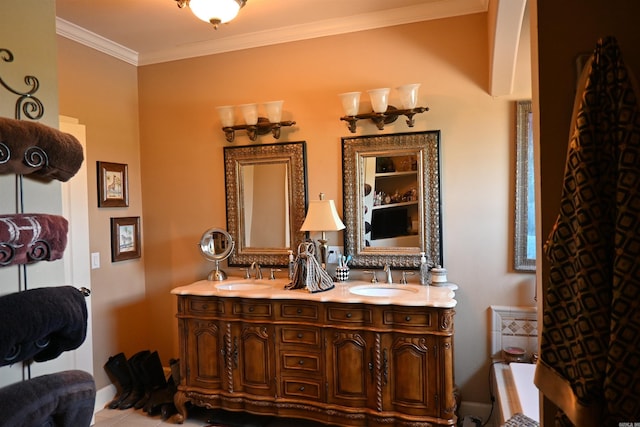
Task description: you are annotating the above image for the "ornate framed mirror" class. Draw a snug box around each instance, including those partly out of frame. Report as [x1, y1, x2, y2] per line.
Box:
[514, 100, 536, 272]
[342, 131, 442, 269]
[224, 141, 307, 267]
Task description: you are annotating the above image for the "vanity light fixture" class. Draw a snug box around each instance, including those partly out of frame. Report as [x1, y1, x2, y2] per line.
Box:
[216, 101, 296, 142]
[175, 0, 247, 29]
[300, 193, 346, 269]
[339, 84, 429, 133]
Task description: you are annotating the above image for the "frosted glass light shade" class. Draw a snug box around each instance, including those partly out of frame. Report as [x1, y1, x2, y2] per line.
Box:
[239, 103, 258, 125]
[264, 100, 284, 123]
[367, 88, 390, 113]
[216, 105, 235, 127]
[396, 83, 421, 109]
[189, 0, 241, 24]
[338, 92, 361, 116]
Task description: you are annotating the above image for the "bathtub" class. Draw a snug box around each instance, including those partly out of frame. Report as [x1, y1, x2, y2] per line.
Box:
[492, 362, 539, 426]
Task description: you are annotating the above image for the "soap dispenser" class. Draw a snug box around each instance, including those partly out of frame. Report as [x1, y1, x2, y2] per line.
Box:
[288, 250, 295, 280]
[419, 252, 431, 285]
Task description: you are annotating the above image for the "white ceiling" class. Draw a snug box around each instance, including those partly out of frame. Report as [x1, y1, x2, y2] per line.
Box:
[55, 0, 490, 66]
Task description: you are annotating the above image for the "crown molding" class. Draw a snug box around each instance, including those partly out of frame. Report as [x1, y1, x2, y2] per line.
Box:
[56, 0, 487, 67]
[56, 18, 139, 66]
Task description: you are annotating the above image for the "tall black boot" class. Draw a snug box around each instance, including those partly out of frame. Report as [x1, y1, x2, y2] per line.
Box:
[141, 351, 168, 414]
[103, 353, 132, 409]
[133, 351, 153, 410]
[118, 350, 150, 409]
[160, 358, 181, 420]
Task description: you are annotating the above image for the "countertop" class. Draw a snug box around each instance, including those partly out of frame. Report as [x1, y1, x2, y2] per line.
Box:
[171, 277, 457, 308]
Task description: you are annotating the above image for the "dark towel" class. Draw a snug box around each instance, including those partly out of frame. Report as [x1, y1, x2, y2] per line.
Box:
[0, 286, 88, 366]
[535, 37, 640, 426]
[0, 214, 68, 266]
[0, 370, 95, 427]
[0, 116, 83, 182]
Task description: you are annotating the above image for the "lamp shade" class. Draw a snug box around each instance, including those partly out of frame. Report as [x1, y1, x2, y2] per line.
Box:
[216, 105, 235, 127]
[367, 88, 390, 113]
[338, 92, 361, 116]
[189, 0, 242, 24]
[264, 100, 284, 123]
[396, 83, 421, 109]
[238, 103, 258, 125]
[301, 198, 345, 232]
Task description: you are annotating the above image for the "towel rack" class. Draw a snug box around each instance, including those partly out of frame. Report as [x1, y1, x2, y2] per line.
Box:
[1, 47, 44, 294]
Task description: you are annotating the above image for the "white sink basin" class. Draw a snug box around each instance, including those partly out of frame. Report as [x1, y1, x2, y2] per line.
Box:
[349, 285, 418, 297]
[215, 282, 271, 291]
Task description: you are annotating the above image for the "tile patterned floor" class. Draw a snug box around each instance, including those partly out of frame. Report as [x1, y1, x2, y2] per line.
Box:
[92, 406, 331, 427]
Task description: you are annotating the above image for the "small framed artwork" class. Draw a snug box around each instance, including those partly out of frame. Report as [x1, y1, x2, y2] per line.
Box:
[110, 216, 141, 262]
[98, 161, 129, 207]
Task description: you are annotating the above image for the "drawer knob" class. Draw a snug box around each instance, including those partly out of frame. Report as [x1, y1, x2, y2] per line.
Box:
[249, 306, 255, 312]
[202, 304, 208, 309]
[297, 308, 303, 314]
[299, 359, 304, 365]
[405, 316, 411, 321]
[299, 386, 305, 391]
[297, 333, 303, 339]
[346, 312, 352, 318]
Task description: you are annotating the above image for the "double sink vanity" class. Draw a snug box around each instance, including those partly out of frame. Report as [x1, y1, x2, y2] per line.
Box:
[171, 278, 457, 426]
[171, 131, 456, 425]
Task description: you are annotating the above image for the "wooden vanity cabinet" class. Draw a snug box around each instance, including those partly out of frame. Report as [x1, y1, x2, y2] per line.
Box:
[174, 295, 456, 426]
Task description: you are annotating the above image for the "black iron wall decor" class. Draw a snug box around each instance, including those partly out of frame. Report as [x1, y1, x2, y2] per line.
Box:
[0, 48, 44, 121]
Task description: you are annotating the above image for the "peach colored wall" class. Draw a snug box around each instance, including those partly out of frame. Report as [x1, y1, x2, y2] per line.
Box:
[57, 37, 146, 389]
[138, 13, 533, 404]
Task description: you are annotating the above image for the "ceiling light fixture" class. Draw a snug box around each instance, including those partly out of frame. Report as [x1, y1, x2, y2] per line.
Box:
[175, 0, 247, 29]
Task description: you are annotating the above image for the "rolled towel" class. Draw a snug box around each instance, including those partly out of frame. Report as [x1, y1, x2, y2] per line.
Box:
[0, 116, 83, 182]
[0, 214, 68, 266]
[0, 370, 95, 427]
[0, 286, 88, 365]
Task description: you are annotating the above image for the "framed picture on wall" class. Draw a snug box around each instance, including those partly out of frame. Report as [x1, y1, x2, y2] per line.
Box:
[98, 161, 129, 207]
[111, 216, 141, 262]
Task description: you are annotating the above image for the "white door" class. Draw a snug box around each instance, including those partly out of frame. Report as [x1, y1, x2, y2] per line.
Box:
[28, 116, 93, 378]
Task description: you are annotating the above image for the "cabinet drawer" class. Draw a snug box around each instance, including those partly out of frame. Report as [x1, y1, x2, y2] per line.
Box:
[232, 301, 273, 318]
[327, 305, 373, 325]
[281, 378, 323, 401]
[279, 327, 321, 348]
[279, 303, 319, 321]
[185, 297, 224, 315]
[383, 308, 433, 328]
[281, 352, 322, 375]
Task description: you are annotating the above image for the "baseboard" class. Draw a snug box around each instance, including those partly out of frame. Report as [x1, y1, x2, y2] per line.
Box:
[459, 401, 495, 427]
[94, 384, 116, 414]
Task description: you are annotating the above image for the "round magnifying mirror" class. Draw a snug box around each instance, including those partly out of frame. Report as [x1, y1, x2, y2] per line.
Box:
[199, 228, 234, 281]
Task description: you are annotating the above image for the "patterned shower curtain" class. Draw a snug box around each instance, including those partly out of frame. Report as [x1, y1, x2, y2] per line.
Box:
[534, 37, 640, 427]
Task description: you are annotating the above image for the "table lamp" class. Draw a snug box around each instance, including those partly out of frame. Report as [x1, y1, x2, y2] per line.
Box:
[300, 193, 345, 269]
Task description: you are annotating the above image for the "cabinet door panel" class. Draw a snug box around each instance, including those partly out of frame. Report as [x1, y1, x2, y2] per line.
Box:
[237, 324, 276, 396]
[385, 335, 438, 416]
[325, 330, 372, 407]
[186, 319, 224, 390]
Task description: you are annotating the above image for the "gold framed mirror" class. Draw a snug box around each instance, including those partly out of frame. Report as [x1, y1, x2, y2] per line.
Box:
[224, 141, 307, 267]
[514, 100, 536, 272]
[342, 131, 442, 269]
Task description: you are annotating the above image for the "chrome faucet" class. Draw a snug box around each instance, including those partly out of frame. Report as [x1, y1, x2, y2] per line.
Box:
[250, 262, 262, 280]
[384, 264, 393, 284]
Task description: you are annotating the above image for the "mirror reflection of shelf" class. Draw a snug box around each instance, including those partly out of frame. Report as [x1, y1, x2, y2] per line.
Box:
[372, 200, 418, 210]
[375, 170, 417, 178]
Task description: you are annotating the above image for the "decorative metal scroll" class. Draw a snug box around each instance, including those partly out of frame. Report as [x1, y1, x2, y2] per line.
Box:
[0, 48, 45, 296]
[0, 48, 44, 120]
